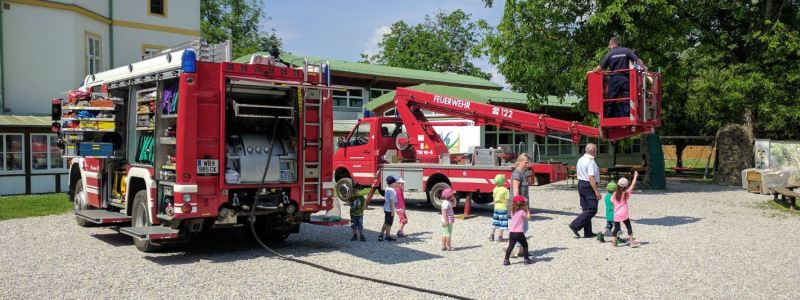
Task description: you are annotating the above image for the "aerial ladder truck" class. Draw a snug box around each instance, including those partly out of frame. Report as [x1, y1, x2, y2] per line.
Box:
[333, 69, 661, 209]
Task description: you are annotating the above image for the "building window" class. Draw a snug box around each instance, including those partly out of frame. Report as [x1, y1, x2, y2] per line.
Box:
[333, 87, 366, 108]
[86, 32, 102, 75]
[546, 134, 572, 156]
[31, 134, 66, 171]
[370, 88, 392, 101]
[149, 0, 167, 17]
[580, 137, 609, 154]
[1, 134, 24, 173]
[616, 138, 642, 154]
[484, 127, 529, 155]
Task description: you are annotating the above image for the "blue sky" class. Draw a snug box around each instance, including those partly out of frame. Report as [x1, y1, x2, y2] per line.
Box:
[262, 0, 507, 87]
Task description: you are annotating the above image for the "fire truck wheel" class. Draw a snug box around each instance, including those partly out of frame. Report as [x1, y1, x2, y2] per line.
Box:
[73, 181, 93, 227]
[428, 182, 458, 210]
[335, 177, 354, 202]
[244, 216, 289, 244]
[132, 190, 162, 252]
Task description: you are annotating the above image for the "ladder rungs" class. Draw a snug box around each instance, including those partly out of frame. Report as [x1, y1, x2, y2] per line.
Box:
[305, 123, 320, 126]
[305, 103, 320, 107]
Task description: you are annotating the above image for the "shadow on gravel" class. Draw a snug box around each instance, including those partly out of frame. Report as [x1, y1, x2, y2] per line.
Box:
[634, 216, 701, 227]
[142, 225, 444, 266]
[91, 232, 133, 247]
[530, 246, 567, 259]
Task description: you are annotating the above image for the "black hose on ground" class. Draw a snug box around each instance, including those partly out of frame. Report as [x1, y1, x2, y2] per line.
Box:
[247, 118, 472, 300]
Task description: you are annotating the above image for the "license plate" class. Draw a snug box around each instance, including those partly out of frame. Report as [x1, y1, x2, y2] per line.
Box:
[196, 159, 219, 175]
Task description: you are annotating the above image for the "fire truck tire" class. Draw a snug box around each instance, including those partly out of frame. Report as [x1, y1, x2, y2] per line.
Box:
[73, 181, 93, 227]
[335, 177, 354, 202]
[244, 216, 289, 243]
[471, 192, 493, 205]
[131, 190, 162, 252]
[428, 182, 458, 210]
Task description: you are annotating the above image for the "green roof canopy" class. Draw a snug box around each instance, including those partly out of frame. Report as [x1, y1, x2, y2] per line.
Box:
[235, 53, 500, 89]
[365, 84, 580, 114]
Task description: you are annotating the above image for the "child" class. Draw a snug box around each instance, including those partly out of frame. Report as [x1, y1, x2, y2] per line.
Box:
[378, 175, 399, 242]
[611, 171, 640, 248]
[395, 177, 409, 238]
[490, 174, 509, 242]
[503, 195, 532, 266]
[440, 188, 456, 251]
[597, 182, 617, 243]
[349, 186, 367, 242]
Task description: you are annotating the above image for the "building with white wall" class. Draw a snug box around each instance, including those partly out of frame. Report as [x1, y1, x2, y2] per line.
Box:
[0, 0, 200, 195]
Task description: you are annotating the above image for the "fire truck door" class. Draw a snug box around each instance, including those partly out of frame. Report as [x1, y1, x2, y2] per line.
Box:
[342, 122, 375, 185]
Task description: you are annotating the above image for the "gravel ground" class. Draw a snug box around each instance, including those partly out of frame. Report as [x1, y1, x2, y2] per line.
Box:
[1, 180, 799, 299]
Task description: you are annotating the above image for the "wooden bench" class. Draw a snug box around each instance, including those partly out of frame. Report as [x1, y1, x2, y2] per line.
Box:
[770, 186, 800, 209]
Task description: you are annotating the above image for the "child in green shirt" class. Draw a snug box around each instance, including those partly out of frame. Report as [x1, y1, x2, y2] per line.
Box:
[349, 186, 367, 242]
[490, 174, 509, 242]
[597, 182, 626, 244]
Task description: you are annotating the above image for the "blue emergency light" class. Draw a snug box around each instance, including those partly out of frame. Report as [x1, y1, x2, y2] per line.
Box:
[181, 49, 197, 73]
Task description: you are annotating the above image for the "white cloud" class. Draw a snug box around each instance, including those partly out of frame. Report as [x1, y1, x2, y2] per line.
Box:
[363, 25, 392, 57]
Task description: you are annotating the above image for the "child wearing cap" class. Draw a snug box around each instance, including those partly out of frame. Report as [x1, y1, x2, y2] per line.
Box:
[378, 175, 399, 242]
[440, 188, 456, 251]
[503, 195, 532, 265]
[490, 174, 509, 242]
[597, 182, 617, 243]
[349, 185, 367, 242]
[611, 171, 640, 248]
[394, 177, 409, 238]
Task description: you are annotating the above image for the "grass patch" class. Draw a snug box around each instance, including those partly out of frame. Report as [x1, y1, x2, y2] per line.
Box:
[0, 193, 72, 221]
[756, 200, 800, 217]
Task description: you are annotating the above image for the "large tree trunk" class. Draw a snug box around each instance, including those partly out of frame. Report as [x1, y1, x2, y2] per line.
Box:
[713, 123, 755, 186]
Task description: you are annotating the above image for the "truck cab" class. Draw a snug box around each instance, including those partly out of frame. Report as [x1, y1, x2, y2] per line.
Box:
[333, 117, 413, 199]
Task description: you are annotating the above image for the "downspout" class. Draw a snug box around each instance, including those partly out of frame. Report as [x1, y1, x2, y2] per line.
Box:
[1, 3, 6, 113]
[108, 0, 113, 68]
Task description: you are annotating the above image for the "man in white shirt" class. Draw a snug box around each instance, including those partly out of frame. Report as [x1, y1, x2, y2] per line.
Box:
[569, 143, 601, 238]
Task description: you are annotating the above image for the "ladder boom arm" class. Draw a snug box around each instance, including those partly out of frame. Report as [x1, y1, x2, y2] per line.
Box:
[393, 87, 600, 145]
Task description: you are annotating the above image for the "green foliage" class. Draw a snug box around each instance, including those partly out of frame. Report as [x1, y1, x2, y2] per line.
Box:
[363, 9, 491, 80]
[201, 0, 282, 59]
[484, 0, 800, 140]
[0, 194, 71, 221]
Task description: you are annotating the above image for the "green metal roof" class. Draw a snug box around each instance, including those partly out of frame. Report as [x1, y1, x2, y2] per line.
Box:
[0, 115, 51, 127]
[364, 84, 580, 113]
[235, 52, 500, 89]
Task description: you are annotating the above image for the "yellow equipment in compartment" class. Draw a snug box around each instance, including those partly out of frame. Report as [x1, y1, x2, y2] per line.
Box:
[79, 121, 115, 131]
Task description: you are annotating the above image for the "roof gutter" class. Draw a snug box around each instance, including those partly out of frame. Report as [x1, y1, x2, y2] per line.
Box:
[0, 4, 6, 113]
[108, 0, 113, 68]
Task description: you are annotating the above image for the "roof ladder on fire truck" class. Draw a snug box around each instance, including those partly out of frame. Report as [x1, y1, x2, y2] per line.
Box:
[300, 85, 324, 207]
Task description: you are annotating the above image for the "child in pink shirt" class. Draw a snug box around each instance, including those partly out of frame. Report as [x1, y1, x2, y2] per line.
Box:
[395, 181, 409, 238]
[503, 195, 532, 265]
[611, 171, 640, 248]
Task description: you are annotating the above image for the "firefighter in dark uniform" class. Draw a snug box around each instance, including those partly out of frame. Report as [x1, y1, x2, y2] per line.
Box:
[590, 37, 647, 118]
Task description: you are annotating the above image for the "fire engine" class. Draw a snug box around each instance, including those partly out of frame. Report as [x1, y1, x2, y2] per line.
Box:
[333, 69, 661, 209]
[53, 41, 336, 252]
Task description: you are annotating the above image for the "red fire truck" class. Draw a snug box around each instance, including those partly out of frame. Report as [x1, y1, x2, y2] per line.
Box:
[333, 69, 661, 209]
[54, 41, 336, 252]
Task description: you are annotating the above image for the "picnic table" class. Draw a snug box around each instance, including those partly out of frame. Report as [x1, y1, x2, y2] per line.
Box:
[770, 185, 800, 209]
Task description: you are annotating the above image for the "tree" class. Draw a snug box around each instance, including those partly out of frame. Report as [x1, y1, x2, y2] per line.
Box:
[201, 0, 282, 59]
[483, 0, 800, 174]
[363, 9, 491, 80]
